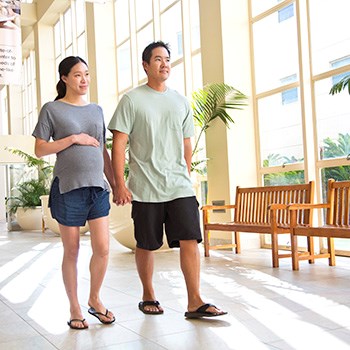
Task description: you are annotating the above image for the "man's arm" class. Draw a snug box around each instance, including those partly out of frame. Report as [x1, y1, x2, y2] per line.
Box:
[103, 145, 117, 194]
[184, 137, 192, 175]
[111, 130, 132, 205]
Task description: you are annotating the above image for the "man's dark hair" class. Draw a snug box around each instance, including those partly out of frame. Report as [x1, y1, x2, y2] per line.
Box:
[142, 41, 171, 64]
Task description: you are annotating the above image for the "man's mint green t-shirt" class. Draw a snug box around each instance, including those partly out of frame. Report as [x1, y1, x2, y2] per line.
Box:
[108, 84, 195, 202]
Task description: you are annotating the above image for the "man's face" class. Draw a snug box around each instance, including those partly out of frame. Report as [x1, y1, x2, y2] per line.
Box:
[143, 46, 171, 82]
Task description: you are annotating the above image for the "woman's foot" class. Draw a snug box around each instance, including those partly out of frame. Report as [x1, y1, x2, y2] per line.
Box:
[68, 307, 89, 329]
[67, 318, 88, 329]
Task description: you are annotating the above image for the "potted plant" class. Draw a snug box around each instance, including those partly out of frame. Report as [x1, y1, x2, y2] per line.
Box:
[5, 148, 53, 230]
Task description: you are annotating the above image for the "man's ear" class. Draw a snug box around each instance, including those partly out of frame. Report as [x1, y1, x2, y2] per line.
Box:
[142, 61, 148, 74]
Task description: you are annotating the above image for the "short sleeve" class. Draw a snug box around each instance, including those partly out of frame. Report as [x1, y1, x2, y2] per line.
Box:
[32, 103, 53, 141]
[108, 94, 134, 135]
[182, 99, 194, 138]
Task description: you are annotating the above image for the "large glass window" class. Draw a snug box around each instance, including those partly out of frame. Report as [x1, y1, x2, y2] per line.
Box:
[53, 2, 87, 62]
[160, 2, 183, 62]
[309, 0, 350, 76]
[117, 41, 132, 91]
[115, 0, 130, 45]
[314, 79, 350, 162]
[22, 52, 37, 136]
[250, 0, 350, 255]
[259, 91, 303, 168]
[252, 3, 298, 93]
[114, 0, 201, 96]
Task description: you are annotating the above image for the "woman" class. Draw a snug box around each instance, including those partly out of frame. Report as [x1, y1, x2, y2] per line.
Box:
[33, 56, 116, 330]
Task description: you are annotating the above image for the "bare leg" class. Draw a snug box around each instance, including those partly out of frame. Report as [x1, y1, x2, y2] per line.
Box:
[59, 224, 88, 329]
[180, 240, 225, 314]
[87, 216, 114, 322]
[135, 247, 163, 313]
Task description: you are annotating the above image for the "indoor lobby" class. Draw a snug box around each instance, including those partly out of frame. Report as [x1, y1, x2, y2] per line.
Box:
[0, 0, 350, 349]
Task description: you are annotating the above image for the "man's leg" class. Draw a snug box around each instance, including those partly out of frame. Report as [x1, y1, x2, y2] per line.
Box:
[135, 247, 163, 313]
[180, 239, 226, 314]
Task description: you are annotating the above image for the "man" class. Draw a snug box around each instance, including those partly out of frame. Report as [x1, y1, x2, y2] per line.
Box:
[108, 41, 227, 319]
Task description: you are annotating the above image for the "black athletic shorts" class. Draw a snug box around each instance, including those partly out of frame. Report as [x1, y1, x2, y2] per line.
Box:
[131, 196, 202, 250]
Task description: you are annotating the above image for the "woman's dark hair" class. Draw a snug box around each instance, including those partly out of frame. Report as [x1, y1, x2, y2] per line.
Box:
[54, 56, 88, 101]
[142, 41, 171, 64]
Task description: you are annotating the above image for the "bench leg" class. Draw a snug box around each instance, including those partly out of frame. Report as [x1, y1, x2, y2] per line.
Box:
[291, 232, 299, 271]
[203, 229, 210, 257]
[328, 237, 335, 266]
[271, 233, 279, 268]
[307, 236, 315, 264]
[234, 232, 241, 254]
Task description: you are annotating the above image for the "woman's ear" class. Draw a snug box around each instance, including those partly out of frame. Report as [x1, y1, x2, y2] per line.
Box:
[61, 75, 67, 83]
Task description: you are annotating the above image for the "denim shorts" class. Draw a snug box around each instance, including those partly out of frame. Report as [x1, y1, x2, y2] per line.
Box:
[131, 196, 202, 250]
[49, 177, 110, 227]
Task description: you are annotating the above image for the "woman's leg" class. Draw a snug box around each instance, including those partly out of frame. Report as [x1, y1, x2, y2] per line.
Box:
[87, 216, 114, 322]
[59, 224, 88, 329]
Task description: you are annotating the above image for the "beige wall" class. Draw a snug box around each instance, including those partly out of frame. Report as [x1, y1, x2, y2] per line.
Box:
[199, 0, 259, 247]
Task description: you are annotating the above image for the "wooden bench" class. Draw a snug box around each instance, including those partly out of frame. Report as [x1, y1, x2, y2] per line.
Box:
[289, 179, 350, 270]
[201, 181, 315, 267]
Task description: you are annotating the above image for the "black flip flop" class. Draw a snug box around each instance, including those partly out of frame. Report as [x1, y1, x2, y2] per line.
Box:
[138, 300, 164, 315]
[88, 307, 116, 324]
[184, 303, 227, 319]
[67, 318, 88, 329]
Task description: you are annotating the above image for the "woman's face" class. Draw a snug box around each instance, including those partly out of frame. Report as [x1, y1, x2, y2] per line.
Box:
[62, 62, 90, 96]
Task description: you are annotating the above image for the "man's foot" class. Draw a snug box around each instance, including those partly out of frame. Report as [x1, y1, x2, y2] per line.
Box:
[138, 300, 164, 315]
[67, 318, 88, 329]
[184, 303, 227, 319]
[88, 307, 115, 324]
[88, 300, 115, 324]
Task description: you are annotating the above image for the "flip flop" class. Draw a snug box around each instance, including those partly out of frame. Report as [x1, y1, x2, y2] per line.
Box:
[138, 300, 164, 315]
[184, 303, 227, 319]
[67, 318, 88, 330]
[88, 307, 115, 324]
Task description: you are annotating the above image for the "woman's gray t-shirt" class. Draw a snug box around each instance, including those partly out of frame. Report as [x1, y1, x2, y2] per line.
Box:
[32, 101, 108, 194]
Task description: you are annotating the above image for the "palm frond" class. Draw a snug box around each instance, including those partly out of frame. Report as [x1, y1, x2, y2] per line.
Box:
[191, 83, 248, 156]
[329, 74, 350, 95]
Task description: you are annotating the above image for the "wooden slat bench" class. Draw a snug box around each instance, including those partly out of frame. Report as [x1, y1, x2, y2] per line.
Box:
[201, 181, 315, 267]
[289, 179, 350, 270]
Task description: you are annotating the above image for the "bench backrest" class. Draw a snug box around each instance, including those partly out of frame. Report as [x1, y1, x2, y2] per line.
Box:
[327, 179, 350, 226]
[234, 181, 314, 225]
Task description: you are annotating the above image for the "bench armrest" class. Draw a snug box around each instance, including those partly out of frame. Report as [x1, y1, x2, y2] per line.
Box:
[287, 203, 330, 210]
[201, 204, 237, 211]
[269, 204, 288, 210]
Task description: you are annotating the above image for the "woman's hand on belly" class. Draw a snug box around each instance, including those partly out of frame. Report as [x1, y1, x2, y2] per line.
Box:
[72, 133, 100, 147]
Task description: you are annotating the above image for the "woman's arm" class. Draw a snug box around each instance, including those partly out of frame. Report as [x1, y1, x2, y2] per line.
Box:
[103, 145, 117, 193]
[34, 133, 100, 158]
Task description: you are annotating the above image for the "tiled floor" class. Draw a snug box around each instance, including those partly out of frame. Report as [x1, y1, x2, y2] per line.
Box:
[0, 221, 350, 350]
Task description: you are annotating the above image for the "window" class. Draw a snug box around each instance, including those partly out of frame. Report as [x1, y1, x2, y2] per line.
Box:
[250, 0, 350, 255]
[331, 56, 350, 85]
[22, 52, 37, 135]
[114, 0, 201, 96]
[278, 3, 294, 22]
[253, 8, 298, 93]
[281, 74, 298, 104]
[53, 2, 87, 63]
